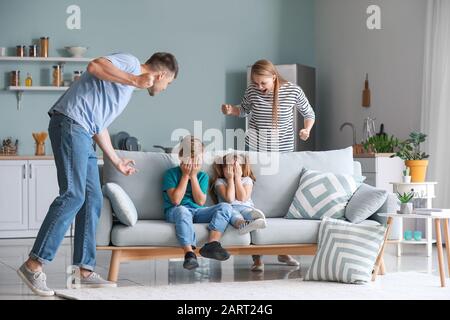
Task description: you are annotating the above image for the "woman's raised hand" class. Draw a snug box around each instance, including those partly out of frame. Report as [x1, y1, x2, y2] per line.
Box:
[221, 104, 233, 115]
[234, 162, 243, 179]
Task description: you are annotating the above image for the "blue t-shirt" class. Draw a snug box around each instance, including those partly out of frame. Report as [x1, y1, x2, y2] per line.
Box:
[48, 53, 141, 136]
[162, 167, 209, 211]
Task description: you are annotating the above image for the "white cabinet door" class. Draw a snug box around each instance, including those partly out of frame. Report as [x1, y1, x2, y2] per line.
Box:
[0, 161, 28, 230]
[28, 160, 59, 230]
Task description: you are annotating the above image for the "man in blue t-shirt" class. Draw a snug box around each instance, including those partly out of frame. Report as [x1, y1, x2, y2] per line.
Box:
[17, 52, 179, 296]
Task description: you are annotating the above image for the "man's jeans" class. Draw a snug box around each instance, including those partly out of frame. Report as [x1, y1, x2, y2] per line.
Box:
[29, 113, 102, 271]
[165, 203, 234, 247]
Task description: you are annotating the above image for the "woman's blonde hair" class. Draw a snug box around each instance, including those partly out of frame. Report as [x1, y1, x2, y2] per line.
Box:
[209, 153, 256, 204]
[251, 59, 287, 128]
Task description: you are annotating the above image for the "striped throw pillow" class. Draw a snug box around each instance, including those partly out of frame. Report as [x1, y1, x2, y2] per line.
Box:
[304, 217, 386, 284]
[286, 168, 359, 220]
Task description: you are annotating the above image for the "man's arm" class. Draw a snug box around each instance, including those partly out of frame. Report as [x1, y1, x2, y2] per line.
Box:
[87, 57, 151, 88]
[93, 128, 136, 176]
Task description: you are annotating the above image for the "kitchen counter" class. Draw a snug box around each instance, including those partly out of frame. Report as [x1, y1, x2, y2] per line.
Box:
[354, 153, 396, 158]
[0, 155, 54, 160]
[0, 155, 103, 160]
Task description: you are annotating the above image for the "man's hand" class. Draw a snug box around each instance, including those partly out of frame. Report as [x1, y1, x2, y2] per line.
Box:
[221, 104, 233, 115]
[134, 73, 153, 89]
[115, 158, 137, 176]
[299, 129, 310, 141]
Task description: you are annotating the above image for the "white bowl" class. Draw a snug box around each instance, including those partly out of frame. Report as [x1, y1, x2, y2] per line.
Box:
[65, 46, 88, 58]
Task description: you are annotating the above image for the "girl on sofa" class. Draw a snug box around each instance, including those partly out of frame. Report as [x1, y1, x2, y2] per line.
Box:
[211, 152, 299, 272]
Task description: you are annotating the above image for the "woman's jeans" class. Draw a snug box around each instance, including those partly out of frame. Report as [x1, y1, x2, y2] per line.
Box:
[29, 113, 102, 271]
[165, 203, 234, 247]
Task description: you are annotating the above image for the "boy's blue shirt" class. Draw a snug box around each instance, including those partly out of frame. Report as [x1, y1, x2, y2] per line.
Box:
[162, 166, 209, 211]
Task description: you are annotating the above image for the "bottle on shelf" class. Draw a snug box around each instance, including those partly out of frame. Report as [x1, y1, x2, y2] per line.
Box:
[25, 73, 32, 87]
[16, 45, 25, 57]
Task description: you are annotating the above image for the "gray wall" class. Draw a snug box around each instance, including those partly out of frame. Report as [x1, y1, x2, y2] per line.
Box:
[315, 0, 427, 150]
[0, 0, 315, 155]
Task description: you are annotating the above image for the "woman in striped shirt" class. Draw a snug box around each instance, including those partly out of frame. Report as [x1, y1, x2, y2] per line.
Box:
[222, 59, 315, 152]
[221, 59, 316, 271]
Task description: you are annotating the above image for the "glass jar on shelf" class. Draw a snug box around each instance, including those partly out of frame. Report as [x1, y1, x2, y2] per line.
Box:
[73, 71, 81, 81]
[10, 70, 20, 86]
[16, 45, 25, 57]
[52, 65, 61, 87]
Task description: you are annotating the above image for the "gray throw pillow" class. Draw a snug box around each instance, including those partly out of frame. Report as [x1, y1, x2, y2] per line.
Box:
[102, 182, 138, 226]
[345, 183, 388, 224]
[304, 217, 386, 284]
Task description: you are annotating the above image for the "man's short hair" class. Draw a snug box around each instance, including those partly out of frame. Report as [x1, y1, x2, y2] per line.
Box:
[145, 52, 179, 78]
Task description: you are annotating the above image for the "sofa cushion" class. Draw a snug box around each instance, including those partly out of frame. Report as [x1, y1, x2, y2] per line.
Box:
[103, 151, 178, 220]
[304, 217, 386, 284]
[250, 218, 380, 245]
[286, 168, 359, 220]
[345, 183, 388, 224]
[244, 147, 355, 218]
[111, 220, 251, 247]
[102, 182, 138, 226]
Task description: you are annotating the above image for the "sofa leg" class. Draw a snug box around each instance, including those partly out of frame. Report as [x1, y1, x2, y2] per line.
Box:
[108, 250, 122, 282]
[379, 258, 386, 275]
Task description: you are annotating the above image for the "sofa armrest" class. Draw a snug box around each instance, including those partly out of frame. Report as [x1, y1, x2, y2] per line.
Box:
[96, 196, 113, 246]
[368, 193, 400, 225]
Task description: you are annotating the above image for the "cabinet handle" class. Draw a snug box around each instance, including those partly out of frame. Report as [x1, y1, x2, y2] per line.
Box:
[29, 164, 32, 179]
[23, 164, 26, 179]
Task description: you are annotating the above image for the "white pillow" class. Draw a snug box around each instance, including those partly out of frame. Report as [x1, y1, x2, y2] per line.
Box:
[285, 168, 359, 220]
[102, 182, 138, 226]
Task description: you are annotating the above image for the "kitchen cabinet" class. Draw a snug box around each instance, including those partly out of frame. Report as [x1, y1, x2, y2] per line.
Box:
[0, 159, 58, 238]
[0, 157, 103, 238]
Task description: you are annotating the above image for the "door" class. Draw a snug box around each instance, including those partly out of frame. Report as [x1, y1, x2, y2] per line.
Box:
[0, 161, 28, 230]
[28, 160, 59, 230]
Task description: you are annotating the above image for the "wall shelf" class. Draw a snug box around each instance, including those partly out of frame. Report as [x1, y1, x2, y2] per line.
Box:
[0, 56, 92, 63]
[1, 56, 91, 109]
[5, 86, 70, 110]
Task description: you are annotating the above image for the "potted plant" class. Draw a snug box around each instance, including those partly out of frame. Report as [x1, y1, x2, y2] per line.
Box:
[363, 134, 399, 154]
[402, 167, 411, 183]
[397, 191, 414, 214]
[391, 132, 429, 182]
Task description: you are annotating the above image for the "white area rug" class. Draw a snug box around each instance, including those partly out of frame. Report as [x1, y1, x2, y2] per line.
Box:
[55, 272, 450, 300]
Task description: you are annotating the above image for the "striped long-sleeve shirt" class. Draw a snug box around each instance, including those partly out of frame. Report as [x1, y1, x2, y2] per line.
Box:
[239, 82, 315, 152]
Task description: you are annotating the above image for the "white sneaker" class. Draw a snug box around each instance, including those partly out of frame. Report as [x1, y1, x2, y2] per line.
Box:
[238, 218, 267, 235]
[278, 255, 299, 266]
[245, 208, 266, 220]
[73, 271, 117, 288]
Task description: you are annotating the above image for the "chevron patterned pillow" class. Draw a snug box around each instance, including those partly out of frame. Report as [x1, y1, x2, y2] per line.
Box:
[285, 168, 359, 220]
[304, 217, 386, 284]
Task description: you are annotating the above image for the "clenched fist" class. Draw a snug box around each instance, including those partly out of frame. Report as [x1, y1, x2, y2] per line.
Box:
[221, 104, 233, 115]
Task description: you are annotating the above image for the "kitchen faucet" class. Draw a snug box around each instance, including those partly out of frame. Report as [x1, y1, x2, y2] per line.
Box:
[340, 122, 356, 146]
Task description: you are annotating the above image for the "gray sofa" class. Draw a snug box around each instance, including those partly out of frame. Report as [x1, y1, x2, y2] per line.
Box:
[95, 147, 397, 281]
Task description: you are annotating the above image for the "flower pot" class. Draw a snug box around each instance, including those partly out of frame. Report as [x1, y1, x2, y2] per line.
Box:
[402, 176, 412, 183]
[400, 202, 413, 214]
[405, 160, 429, 182]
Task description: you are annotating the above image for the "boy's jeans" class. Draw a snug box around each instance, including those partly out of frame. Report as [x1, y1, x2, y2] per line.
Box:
[29, 113, 102, 271]
[165, 203, 234, 247]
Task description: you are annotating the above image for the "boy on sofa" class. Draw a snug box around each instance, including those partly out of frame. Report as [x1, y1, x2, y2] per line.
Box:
[162, 135, 234, 270]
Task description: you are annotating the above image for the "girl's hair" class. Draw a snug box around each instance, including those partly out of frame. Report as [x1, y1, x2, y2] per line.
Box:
[251, 59, 287, 128]
[209, 153, 256, 204]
